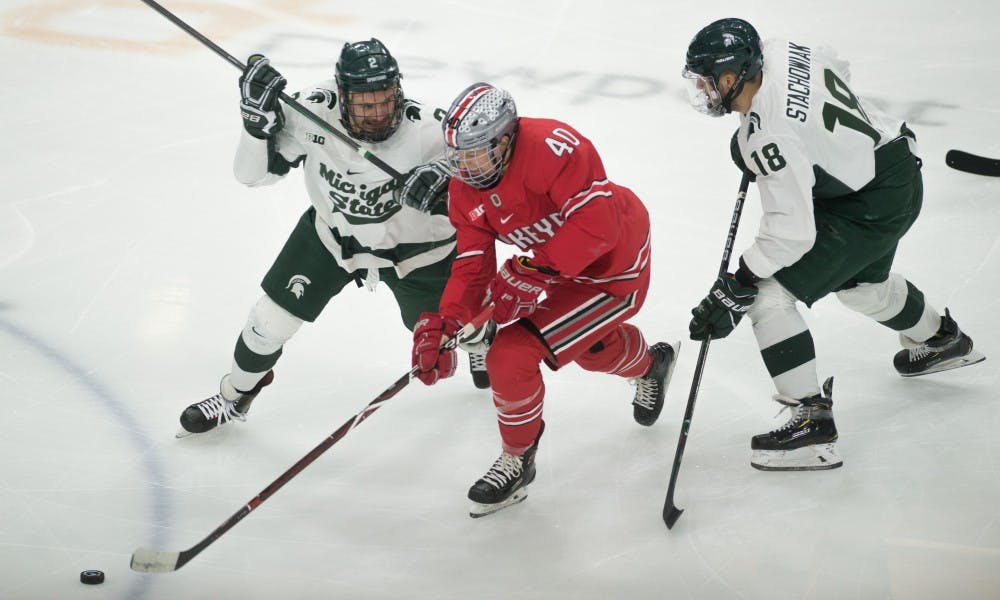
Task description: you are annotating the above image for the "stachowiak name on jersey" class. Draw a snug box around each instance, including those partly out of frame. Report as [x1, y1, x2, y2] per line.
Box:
[233, 81, 456, 277]
[733, 39, 917, 281]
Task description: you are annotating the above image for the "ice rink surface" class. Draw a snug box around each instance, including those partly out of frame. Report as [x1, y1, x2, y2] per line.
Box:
[2, 1, 998, 598]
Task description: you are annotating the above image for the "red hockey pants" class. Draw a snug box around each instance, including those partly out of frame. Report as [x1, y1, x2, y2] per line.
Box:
[485, 279, 652, 454]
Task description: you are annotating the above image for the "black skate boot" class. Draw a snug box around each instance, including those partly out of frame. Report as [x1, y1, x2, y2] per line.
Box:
[468, 422, 544, 518]
[893, 309, 985, 377]
[750, 376, 843, 471]
[468, 352, 490, 389]
[631, 341, 680, 426]
[177, 370, 274, 438]
[462, 320, 495, 389]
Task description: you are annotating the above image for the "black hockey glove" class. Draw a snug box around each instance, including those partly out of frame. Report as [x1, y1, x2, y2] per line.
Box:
[689, 274, 758, 341]
[239, 54, 287, 139]
[396, 162, 451, 212]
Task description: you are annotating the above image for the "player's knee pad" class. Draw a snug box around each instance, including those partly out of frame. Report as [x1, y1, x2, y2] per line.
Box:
[486, 322, 549, 379]
[746, 278, 798, 325]
[241, 295, 304, 356]
[835, 273, 907, 320]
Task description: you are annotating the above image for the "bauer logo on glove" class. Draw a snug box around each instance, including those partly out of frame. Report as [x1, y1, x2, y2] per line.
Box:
[711, 286, 751, 312]
[488, 257, 558, 325]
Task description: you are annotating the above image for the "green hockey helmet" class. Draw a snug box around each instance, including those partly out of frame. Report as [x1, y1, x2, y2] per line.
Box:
[335, 38, 404, 142]
[682, 18, 763, 117]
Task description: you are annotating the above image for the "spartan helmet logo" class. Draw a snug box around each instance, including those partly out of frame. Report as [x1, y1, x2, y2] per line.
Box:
[286, 275, 312, 299]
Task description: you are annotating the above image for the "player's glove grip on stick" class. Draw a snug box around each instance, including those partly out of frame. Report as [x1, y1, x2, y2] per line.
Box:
[488, 256, 558, 325]
[239, 54, 287, 138]
[411, 313, 461, 385]
[689, 274, 758, 341]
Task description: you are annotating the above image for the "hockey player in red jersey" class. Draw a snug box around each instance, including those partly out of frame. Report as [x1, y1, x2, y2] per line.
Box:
[409, 82, 680, 517]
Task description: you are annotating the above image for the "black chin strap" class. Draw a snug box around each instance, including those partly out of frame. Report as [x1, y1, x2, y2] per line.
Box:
[720, 65, 750, 113]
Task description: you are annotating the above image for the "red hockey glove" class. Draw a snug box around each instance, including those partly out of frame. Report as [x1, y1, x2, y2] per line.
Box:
[411, 312, 461, 385]
[488, 256, 558, 325]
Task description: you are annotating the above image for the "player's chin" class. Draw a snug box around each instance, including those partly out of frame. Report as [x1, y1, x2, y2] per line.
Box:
[361, 120, 391, 131]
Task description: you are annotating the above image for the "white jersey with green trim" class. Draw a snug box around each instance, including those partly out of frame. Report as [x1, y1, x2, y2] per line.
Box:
[735, 39, 917, 280]
[234, 80, 455, 278]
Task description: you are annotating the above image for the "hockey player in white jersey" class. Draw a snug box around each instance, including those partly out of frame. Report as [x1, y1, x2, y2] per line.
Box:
[681, 19, 985, 470]
[178, 39, 491, 436]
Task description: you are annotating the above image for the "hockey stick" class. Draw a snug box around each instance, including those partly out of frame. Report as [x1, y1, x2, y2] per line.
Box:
[130, 306, 494, 573]
[137, 0, 404, 178]
[945, 149, 1000, 177]
[662, 173, 752, 529]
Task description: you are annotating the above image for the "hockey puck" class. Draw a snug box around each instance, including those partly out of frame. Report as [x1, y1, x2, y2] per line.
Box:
[80, 570, 105, 585]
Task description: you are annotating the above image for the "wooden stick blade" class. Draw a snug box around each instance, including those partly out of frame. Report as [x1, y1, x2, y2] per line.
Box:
[130, 548, 181, 573]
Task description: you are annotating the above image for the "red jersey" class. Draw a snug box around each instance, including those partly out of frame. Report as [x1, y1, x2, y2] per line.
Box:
[440, 117, 651, 323]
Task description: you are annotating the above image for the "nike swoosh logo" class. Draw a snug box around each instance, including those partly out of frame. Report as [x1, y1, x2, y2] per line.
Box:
[500, 214, 514, 224]
[347, 169, 364, 175]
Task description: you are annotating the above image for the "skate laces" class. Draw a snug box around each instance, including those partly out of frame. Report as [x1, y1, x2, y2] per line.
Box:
[907, 344, 933, 361]
[768, 402, 813, 433]
[630, 376, 660, 410]
[469, 352, 487, 372]
[195, 394, 247, 425]
[481, 453, 523, 489]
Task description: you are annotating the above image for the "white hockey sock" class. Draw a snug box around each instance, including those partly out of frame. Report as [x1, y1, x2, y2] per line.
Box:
[749, 279, 820, 400]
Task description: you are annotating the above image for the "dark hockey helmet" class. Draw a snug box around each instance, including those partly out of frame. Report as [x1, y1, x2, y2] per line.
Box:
[442, 82, 519, 189]
[335, 38, 404, 142]
[682, 18, 763, 117]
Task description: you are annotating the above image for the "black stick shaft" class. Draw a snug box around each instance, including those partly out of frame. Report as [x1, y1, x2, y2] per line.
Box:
[174, 368, 415, 569]
[663, 173, 752, 529]
[137, 0, 404, 178]
[133, 305, 494, 572]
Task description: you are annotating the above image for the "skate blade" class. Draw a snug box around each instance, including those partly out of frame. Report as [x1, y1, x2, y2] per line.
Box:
[751, 443, 843, 471]
[468, 487, 528, 518]
[899, 350, 986, 377]
[175, 428, 195, 439]
[663, 340, 681, 390]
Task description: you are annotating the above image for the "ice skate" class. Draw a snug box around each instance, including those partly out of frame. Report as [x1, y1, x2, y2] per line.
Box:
[468, 352, 490, 389]
[631, 341, 680, 426]
[462, 319, 495, 389]
[176, 371, 274, 438]
[750, 377, 843, 471]
[468, 424, 543, 518]
[894, 309, 985, 377]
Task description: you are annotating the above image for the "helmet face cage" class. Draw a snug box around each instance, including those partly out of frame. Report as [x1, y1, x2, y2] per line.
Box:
[335, 39, 404, 142]
[683, 18, 763, 117]
[681, 68, 726, 117]
[341, 85, 404, 142]
[442, 83, 519, 189]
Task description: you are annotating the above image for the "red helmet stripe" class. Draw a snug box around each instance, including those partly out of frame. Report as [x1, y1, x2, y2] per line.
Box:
[445, 84, 494, 147]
